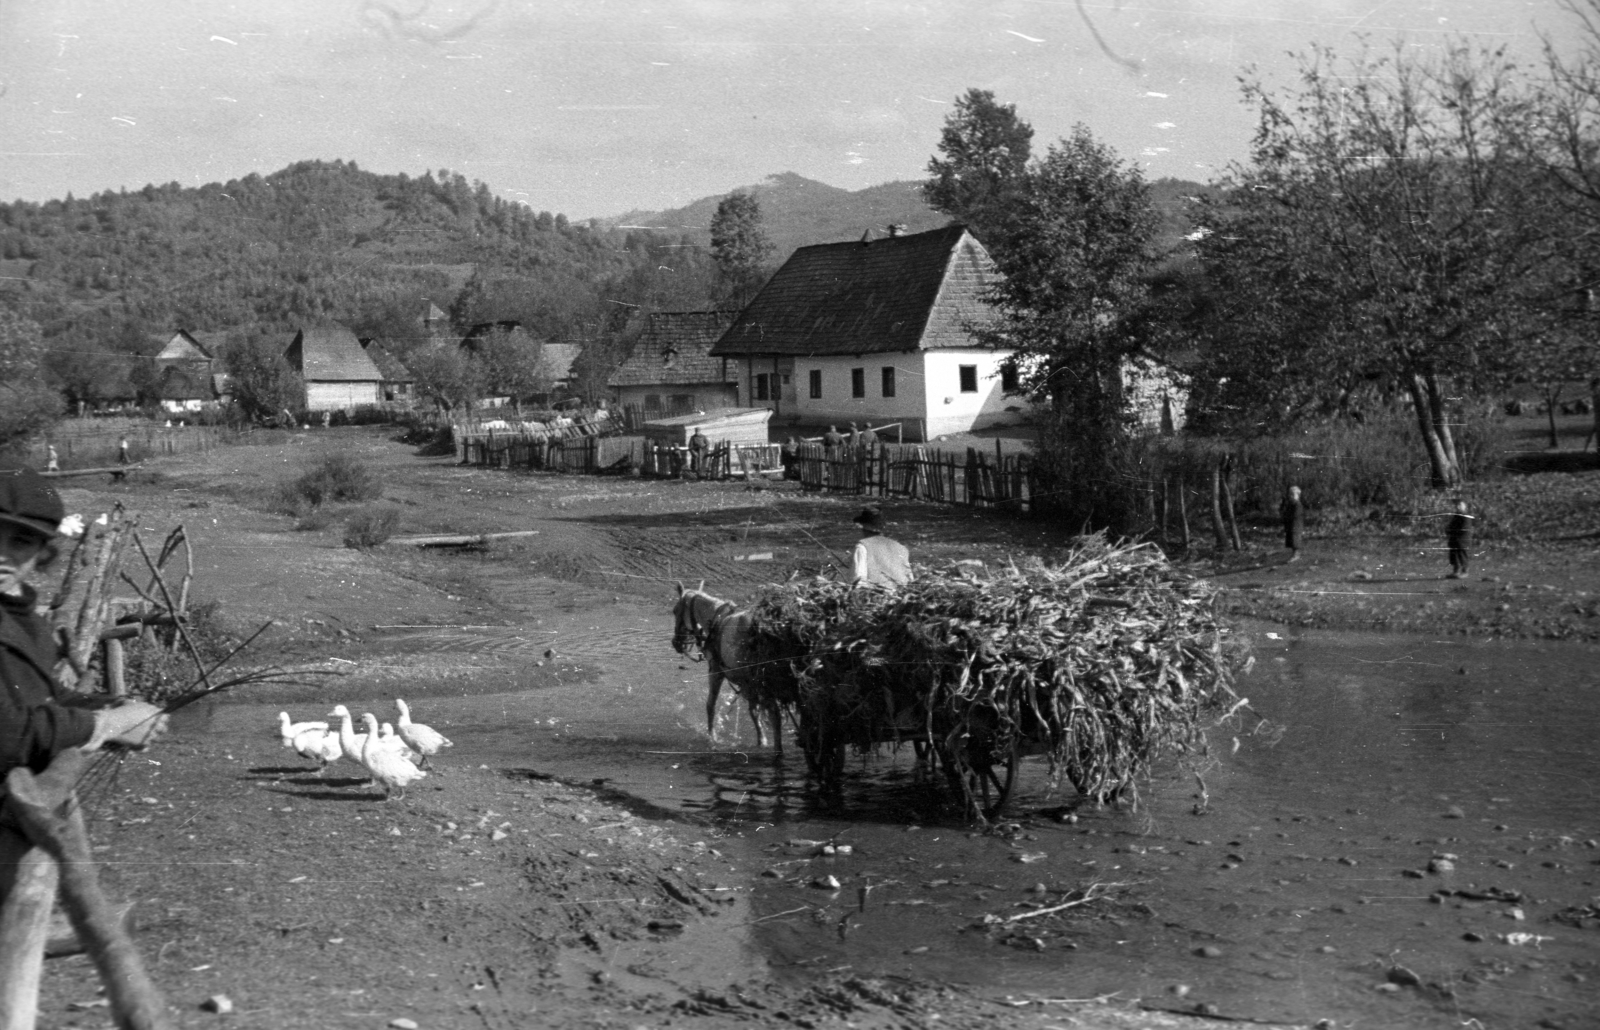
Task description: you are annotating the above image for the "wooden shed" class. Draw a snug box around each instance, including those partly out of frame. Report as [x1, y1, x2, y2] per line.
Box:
[640, 408, 772, 448]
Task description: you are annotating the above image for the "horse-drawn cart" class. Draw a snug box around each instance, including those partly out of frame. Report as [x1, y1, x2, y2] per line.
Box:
[676, 537, 1247, 823]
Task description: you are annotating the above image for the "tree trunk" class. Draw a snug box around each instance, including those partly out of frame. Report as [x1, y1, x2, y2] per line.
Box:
[1406, 373, 1461, 490]
[1219, 456, 1243, 551]
[1543, 384, 1563, 449]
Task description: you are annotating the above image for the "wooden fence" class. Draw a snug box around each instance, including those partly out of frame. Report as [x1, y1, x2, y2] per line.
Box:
[454, 423, 1040, 512]
[793, 442, 1037, 512]
[25, 423, 251, 469]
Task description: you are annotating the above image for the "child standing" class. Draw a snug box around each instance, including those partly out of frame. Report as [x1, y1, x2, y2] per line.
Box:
[1446, 498, 1473, 579]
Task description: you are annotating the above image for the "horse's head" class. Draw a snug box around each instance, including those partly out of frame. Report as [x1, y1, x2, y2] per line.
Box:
[671, 581, 711, 658]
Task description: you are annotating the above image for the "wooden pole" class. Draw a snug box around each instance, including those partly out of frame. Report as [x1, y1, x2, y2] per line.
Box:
[0, 835, 57, 1030]
[4, 751, 174, 1030]
[1209, 464, 1227, 551]
[1178, 478, 1191, 552]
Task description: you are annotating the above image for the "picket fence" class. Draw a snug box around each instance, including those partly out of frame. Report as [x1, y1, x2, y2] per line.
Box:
[792, 442, 1037, 512]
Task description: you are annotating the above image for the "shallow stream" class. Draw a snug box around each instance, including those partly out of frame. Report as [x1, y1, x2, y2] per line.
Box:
[230, 613, 1600, 1029]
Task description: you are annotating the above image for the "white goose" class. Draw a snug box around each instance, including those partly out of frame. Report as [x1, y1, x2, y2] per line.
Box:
[290, 724, 342, 775]
[278, 711, 329, 748]
[395, 699, 453, 768]
[327, 705, 373, 774]
[360, 713, 427, 799]
[378, 722, 420, 764]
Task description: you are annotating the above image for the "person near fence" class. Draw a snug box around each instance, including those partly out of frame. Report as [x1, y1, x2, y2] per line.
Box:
[850, 507, 912, 589]
[688, 429, 710, 476]
[781, 436, 801, 480]
[848, 422, 862, 451]
[1445, 498, 1474, 579]
[860, 424, 879, 454]
[45, 445, 59, 473]
[117, 436, 131, 466]
[823, 424, 845, 456]
[1280, 484, 1304, 563]
[1, 469, 169, 903]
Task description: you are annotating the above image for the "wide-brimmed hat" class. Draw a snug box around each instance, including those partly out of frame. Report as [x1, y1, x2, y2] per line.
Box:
[0, 467, 64, 538]
[852, 507, 884, 530]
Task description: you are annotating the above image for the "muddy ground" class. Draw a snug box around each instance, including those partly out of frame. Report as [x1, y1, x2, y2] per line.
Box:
[28, 426, 1600, 1030]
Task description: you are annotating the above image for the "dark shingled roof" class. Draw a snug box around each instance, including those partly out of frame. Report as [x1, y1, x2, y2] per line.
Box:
[709, 224, 1002, 358]
[284, 325, 384, 382]
[360, 340, 414, 382]
[608, 311, 739, 387]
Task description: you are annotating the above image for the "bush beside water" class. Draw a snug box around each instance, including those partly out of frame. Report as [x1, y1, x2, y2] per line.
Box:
[1135, 407, 1510, 523]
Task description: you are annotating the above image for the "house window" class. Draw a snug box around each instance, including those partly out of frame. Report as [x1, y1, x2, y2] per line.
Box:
[881, 367, 896, 398]
[754, 373, 770, 401]
[670, 394, 693, 409]
[809, 369, 822, 399]
[644, 394, 661, 411]
[1001, 364, 1019, 392]
[958, 365, 979, 393]
[851, 368, 865, 398]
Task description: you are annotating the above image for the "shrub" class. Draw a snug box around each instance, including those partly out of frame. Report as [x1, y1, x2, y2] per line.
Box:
[344, 505, 401, 549]
[275, 453, 382, 516]
[120, 601, 234, 706]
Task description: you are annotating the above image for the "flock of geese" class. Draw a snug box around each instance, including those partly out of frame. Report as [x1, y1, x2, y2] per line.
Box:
[275, 699, 452, 800]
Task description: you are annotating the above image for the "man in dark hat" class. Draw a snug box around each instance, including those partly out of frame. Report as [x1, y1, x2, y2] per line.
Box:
[1, 468, 168, 796]
[850, 507, 912, 589]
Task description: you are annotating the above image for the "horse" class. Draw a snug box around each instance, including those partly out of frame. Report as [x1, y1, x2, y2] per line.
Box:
[671, 582, 789, 752]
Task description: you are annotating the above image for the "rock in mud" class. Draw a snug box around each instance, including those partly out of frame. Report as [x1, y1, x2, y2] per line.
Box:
[1428, 857, 1456, 873]
[1193, 945, 1223, 959]
[200, 995, 233, 1014]
[1387, 966, 1422, 987]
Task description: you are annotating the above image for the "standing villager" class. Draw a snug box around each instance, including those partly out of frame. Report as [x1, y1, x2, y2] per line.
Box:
[847, 421, 862, 451]
[780, 436, 800, 480]
[860, 424, 879, 454]
[850, 507, 912, 589]
[822, 424, 845, 456]
[1280, 485, 1304, 563]
[45, 445, 59, 474]
[1446, 498, 1473, 579]
[116, 436, 131, 466]
[1, 469, 168, 900]
[688, 428, 710, 476]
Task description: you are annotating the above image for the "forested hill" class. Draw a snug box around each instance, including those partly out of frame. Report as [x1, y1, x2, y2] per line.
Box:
[0, 159, 721, 354]
[610, 171, 1210, 258]
[605, 172, 949, 260]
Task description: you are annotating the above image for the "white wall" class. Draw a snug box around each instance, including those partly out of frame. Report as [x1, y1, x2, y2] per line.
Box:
[921, 349, 1031, 438]
[305, 381, 381, 411]
[790, 353, 927, 434]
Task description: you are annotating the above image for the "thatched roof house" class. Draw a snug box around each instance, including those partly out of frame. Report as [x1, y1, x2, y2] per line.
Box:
[608, 310, 739, 414]
[708, 225, 1021, 440]
[283, 325, 384, 411]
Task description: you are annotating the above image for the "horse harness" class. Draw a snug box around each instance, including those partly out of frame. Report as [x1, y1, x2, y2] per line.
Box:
[683, 599, 739, 665]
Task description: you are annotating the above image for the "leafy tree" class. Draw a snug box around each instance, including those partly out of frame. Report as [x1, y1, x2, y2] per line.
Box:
[709, 191, 773, 306]
[1193, 43, 1557, 489]
[0, 307, 63, 455]
[922, 88, 1035, 250]
[222, 333, 303, 423]
[469, 329, 550, 414]
[43, 332, 128, 411]
[406, 345, 480, 414]
[974, 126, 1162, 532]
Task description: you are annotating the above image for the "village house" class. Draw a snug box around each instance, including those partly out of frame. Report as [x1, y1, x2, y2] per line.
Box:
[606, 310, 740, 417]
[151, 329, 228, 413]
[283, 324, 385, 412]
[358, 338, 415, 406]
[708, 224, 1028, 441]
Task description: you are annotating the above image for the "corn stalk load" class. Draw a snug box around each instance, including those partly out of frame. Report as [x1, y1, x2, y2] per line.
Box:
[747, 536, 1248, 821]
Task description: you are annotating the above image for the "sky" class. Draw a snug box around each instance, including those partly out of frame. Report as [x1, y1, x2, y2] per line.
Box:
[0, 1, 1588, 221]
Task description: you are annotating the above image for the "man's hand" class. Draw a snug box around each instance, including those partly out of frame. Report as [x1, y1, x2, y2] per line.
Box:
[84, 701, 169, 751]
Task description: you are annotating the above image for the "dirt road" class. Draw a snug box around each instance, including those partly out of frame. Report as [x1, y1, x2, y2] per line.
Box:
[29, 426, 1598, 1029]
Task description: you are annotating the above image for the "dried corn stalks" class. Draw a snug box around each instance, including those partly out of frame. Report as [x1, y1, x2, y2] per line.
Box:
[749, 535, 1248, 819]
